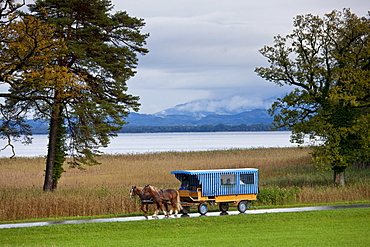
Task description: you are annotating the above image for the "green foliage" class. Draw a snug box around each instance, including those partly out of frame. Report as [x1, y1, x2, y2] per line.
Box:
[257, 186, 301, 205]
[52, 110, 66, 188]
[255, 9, 370, 185]
[1, 0, 149, 189]
[0, 12, 67, 158]
[28, 0, 149, 169]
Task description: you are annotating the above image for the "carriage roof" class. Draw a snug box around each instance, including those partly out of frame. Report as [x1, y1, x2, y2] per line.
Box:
[170, 168, 258, 175]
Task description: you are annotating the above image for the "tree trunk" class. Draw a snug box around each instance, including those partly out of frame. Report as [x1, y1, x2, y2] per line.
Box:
[43, 109, 59, 191]
[334, 169, 345, 186]
[52, 179, 58, 190]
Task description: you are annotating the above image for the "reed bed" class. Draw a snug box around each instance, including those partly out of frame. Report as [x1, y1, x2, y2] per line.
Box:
[0, 147, 369, 221]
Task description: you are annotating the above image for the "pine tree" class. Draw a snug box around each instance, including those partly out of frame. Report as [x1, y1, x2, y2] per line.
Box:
[1, 0, 149, 190]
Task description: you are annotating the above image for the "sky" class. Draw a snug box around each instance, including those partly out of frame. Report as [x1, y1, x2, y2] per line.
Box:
[111, 0, 369, 114]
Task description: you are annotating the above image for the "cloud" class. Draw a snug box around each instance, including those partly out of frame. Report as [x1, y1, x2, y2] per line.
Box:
[157, 93, 289, 116]
[1, 0, 366, 117]
[176, 96, 273, 113]
[114, 0, 369, 113]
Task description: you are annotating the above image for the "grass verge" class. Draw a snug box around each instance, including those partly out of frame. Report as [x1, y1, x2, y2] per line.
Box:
[0, 200, 369, 225]
[1, 207, 369, 247]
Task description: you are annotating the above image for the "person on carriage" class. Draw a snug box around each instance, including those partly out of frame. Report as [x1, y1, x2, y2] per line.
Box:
[180, 175, 190, 190]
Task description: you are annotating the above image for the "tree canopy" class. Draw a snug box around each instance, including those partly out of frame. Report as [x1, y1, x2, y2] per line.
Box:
[255, 9, 370, 185]
[28, 0, 148, 164]
[0, 0, 149, 190]
[0, 8, 66, 157]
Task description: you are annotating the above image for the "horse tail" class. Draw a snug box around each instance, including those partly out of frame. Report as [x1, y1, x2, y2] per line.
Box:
[176, 191, 182, 210]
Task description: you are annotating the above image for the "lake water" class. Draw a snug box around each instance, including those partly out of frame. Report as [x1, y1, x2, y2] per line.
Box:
[0, 131, 300, 157]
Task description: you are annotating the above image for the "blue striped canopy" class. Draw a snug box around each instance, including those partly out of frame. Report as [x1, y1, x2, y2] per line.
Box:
[171, 168, 259, 197]
[171, 168, 258, 175]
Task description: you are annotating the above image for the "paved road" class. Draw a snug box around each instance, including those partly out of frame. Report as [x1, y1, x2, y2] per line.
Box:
[1, 204, 369, 229]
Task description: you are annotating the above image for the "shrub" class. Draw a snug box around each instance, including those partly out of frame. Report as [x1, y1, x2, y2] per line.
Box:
[257, 186, 301, 205]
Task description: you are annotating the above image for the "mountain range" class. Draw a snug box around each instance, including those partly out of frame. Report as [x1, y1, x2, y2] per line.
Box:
[26, 108, 273, 134]
[125, 97, 274, 127]
[25, 96, 276, 133]
[126, 109, 272, 126]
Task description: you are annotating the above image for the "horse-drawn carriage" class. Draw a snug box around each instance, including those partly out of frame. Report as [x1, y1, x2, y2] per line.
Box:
[171, 168, 259, 215]
[130, 168, 259, 218]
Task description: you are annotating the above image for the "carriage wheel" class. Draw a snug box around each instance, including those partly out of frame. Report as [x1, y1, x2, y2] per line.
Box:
[198, 202, 208, 215]
[219, 202, 229, 212]
[238, 201, 248, 213]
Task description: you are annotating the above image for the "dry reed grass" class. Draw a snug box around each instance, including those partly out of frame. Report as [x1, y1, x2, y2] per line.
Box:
[0, 147, 369, 221]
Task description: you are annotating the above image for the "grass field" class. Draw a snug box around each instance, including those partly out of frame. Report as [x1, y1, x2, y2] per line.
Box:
[1, 207, 369, 246]
[1, 147, 369, 221]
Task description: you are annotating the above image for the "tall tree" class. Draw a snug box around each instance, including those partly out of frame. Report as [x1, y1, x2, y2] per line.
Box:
[1, 0, 148, 191]
[255, 9, 370, 186]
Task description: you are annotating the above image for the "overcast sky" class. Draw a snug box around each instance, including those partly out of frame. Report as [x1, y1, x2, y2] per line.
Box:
[111, 0, 368, 114]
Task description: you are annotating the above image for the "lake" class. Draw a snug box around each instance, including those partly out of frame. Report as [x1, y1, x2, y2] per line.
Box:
[0, 131, 300, 157]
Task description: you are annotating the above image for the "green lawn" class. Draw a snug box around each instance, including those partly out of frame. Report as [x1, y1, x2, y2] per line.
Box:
[1, 208, 369, 247]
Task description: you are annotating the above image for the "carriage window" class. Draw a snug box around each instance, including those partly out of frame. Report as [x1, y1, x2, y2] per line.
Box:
[240, 174, 254, 184]
[221, 174, 235, 185]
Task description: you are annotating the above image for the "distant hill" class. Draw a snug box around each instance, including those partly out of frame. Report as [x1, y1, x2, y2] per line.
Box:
[26, 119, 49, 134]
[23, 109, 274, 134]
[126, 109, 273, 126]
[20, 95, 279, 133]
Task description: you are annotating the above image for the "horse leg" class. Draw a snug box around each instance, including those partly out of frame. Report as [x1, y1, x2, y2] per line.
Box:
[159, 202, 168, 217]
[174, 192, 182, 217]
[168, 200, 174, 216]
[152, 202, 159, 219]
[169, 207, 173, 216]
[163, 202, 172, 217]
[155, 201, 167, 218]
[171, 202, 176, 217]
[170, 197, 179, 217]
[145, 203, 149, 218]
[141, 203, 148, 219]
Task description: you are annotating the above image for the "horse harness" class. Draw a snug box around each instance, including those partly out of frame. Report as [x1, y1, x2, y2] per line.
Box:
[153, 189, 170, 202]
[140, 195, 154, 204]
[133, 187, 154, 204]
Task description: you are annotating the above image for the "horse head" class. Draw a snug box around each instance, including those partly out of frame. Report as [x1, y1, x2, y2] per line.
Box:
[130, 186, 136, 199]
[141, 184, 150, 195]
[143, 184, 159, 197]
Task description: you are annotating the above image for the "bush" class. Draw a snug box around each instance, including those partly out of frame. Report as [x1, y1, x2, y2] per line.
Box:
[257, 186, 301, 205]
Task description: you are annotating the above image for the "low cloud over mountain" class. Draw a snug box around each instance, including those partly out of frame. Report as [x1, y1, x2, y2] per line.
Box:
[122, 96, 277, 127]
[155, 96, 276, 117]
[126, 109, 272, 127]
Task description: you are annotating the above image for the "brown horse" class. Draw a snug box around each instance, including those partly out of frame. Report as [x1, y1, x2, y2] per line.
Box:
[142, 184, 182, 218]
[129, 186, 153, 219]
[130, 185, 169, 219]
